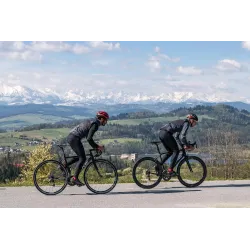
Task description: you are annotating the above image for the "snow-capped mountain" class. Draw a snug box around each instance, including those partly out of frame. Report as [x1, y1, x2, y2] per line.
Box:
[0, 83, 248, 105]
[0, 84, 61, 105]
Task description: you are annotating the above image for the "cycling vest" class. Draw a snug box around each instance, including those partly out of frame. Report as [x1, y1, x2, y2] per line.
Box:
[69, 119, 100, 139]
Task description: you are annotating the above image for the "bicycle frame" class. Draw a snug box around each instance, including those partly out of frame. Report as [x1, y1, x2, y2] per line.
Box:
[56, 144, 103, 177]
[152, 142, 195, 171]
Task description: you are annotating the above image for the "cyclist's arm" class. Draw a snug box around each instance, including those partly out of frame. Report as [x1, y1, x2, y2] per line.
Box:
[86, 123, 99, 148]
[174, 132, 182, 147]
[179, 121, 190, 146]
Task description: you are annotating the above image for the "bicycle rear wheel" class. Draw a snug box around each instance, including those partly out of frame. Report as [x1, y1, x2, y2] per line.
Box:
[33, 160, 68, 195]
[177, 156, 207, 188]
[83, 159, 118, 194]
[132, 157, 162, 189]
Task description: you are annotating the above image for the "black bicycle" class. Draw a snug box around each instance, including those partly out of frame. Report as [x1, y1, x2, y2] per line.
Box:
[33, 144, 118, 195]
[132, 141, 207, 189]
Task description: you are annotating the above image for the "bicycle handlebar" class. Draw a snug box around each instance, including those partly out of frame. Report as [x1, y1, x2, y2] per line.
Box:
[189, 141, 197, 148]
[89, 147, 105, 157]
[182, 141, 197, 149]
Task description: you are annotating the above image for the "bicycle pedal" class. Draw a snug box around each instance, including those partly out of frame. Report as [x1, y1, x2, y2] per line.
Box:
[170, 173, 178, 177]
[76, 182, 85, 187]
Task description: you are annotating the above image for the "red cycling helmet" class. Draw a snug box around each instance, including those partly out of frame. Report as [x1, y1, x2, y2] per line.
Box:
[186, 113, 198, 121]
[96, 111, 109, 120]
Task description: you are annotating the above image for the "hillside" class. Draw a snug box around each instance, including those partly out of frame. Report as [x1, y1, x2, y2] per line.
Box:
[2, 102, 250, 130]
[2, 104, 250, 154]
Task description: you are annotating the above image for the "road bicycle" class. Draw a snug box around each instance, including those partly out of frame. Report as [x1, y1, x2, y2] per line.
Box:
[132, 141, 207, 189]
[33, 144, 118, 195]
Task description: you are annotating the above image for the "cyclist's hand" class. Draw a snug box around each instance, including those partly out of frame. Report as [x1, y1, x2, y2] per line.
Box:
[97, 145, 105, 152]
[184, 145, 194, 151]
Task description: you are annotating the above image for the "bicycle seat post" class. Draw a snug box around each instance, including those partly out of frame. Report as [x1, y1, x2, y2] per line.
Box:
[150, 141, 163, 161]
[156, 144, 161, 155]
[57, 145, 67, 164]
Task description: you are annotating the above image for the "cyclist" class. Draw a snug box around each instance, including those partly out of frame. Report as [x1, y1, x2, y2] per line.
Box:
[158, 113, 198, 176]
[66, 111, 109, 186]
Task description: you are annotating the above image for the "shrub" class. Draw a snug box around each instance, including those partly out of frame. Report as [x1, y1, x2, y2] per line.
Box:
[22, 144, 57, 181]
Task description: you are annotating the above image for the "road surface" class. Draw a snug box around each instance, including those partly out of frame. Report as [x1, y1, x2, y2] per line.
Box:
[1, 180, 250, 207]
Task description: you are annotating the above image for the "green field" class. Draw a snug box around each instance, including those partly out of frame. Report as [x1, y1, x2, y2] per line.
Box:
[71, 115, 89, 120]
[0, 113, 215, 128]
[0, 114, 74, 128]
[0, 114, 215, 150]
[109, 116, 175, 125]
[0, 128, 141, 150]
[109, 115, 214, 125]
[0, 128, 71, 150]
[5, 128, 70, 140]
[99, 137, 142, 145]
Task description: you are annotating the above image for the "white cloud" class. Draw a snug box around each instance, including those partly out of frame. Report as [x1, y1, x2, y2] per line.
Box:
[0, 41, 26, 51]
[216, 59, 242, 71]
[153, 46, 180, 62]
[177, 66, 202, 75]
[0, 42, 120, 61]
[165, 75, 179, 81]
[30, 42, 91, 54]
[146, 51, 180, 72]
[89, 41, 120, 50]
[33, 73, 42, 79]
[0, 50, 42, 61]
[215, 81, 227, 90]
[159, 54, 180, 62]
[29, 42, 69, 52]
[71, 44, 91, 54]
[155, 46, 160, 53]
[146, 56, 161, 72]
[91, 60, 110, 66]
[242, 41, 250, 50]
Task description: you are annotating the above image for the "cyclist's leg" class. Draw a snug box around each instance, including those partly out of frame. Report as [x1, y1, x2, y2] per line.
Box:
[156, 130, 173, 175]
[67, 134, 86, 185]
[159, 130, 173, 162]
[66, 134, 81, 166]
[159, 130, 179, 171]
[66, 157, 78, 167]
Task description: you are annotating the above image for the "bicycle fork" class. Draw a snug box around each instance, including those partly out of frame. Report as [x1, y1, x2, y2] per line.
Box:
[185, 159, 193, 173]
[93, 161, 103, 178]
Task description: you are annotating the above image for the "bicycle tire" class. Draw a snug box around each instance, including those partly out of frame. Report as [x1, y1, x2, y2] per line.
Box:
[177, 156, 207, 188]
[84, 159, 118, 194]
[33, 159, 68, 195]
[132, 157, 162, 189]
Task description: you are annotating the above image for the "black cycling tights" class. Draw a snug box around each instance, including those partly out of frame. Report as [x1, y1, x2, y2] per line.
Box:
[159, 130, 179, 170]
[67, 134, 86, 178]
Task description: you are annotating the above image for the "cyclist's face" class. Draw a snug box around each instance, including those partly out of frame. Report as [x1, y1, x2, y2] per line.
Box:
[101, 117, 108, 126]
[190, 119, 197, 127]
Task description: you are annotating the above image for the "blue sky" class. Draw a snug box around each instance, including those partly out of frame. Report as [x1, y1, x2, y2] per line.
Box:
[0, 41, 250, 102]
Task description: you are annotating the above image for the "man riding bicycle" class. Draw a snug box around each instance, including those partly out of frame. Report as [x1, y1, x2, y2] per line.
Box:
[66, 111, 109, 186]
[158, 113, 198, 176]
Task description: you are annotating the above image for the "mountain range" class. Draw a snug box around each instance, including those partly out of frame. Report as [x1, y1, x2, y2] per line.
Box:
[2, 83, 250, 129]
[1, 83, 249, 105]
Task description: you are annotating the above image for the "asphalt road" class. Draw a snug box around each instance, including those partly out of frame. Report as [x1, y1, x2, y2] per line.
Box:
[1, 180, 250, 208]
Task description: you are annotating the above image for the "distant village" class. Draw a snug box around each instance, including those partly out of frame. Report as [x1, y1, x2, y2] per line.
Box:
[0, 135, 141, 162]
[0, 134, 56, 154]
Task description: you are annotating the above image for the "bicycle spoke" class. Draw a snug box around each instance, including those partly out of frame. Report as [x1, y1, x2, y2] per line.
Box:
[178, 156, 207, 187]
[133, 157, 162, 189]
[84, 160, 118, 194]
[33, 160, 68, 195]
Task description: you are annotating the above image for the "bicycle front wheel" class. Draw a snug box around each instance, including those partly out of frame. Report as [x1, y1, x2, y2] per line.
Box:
[83, 159, 118, 194]
[132, 157, 162, 189]
[177, 156, 207, 188]
[33, 160, 68, 195]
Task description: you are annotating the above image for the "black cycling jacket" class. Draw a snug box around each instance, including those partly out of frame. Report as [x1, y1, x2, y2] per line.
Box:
[160, 119, 190, 146]
[69, 119, 101, 148]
